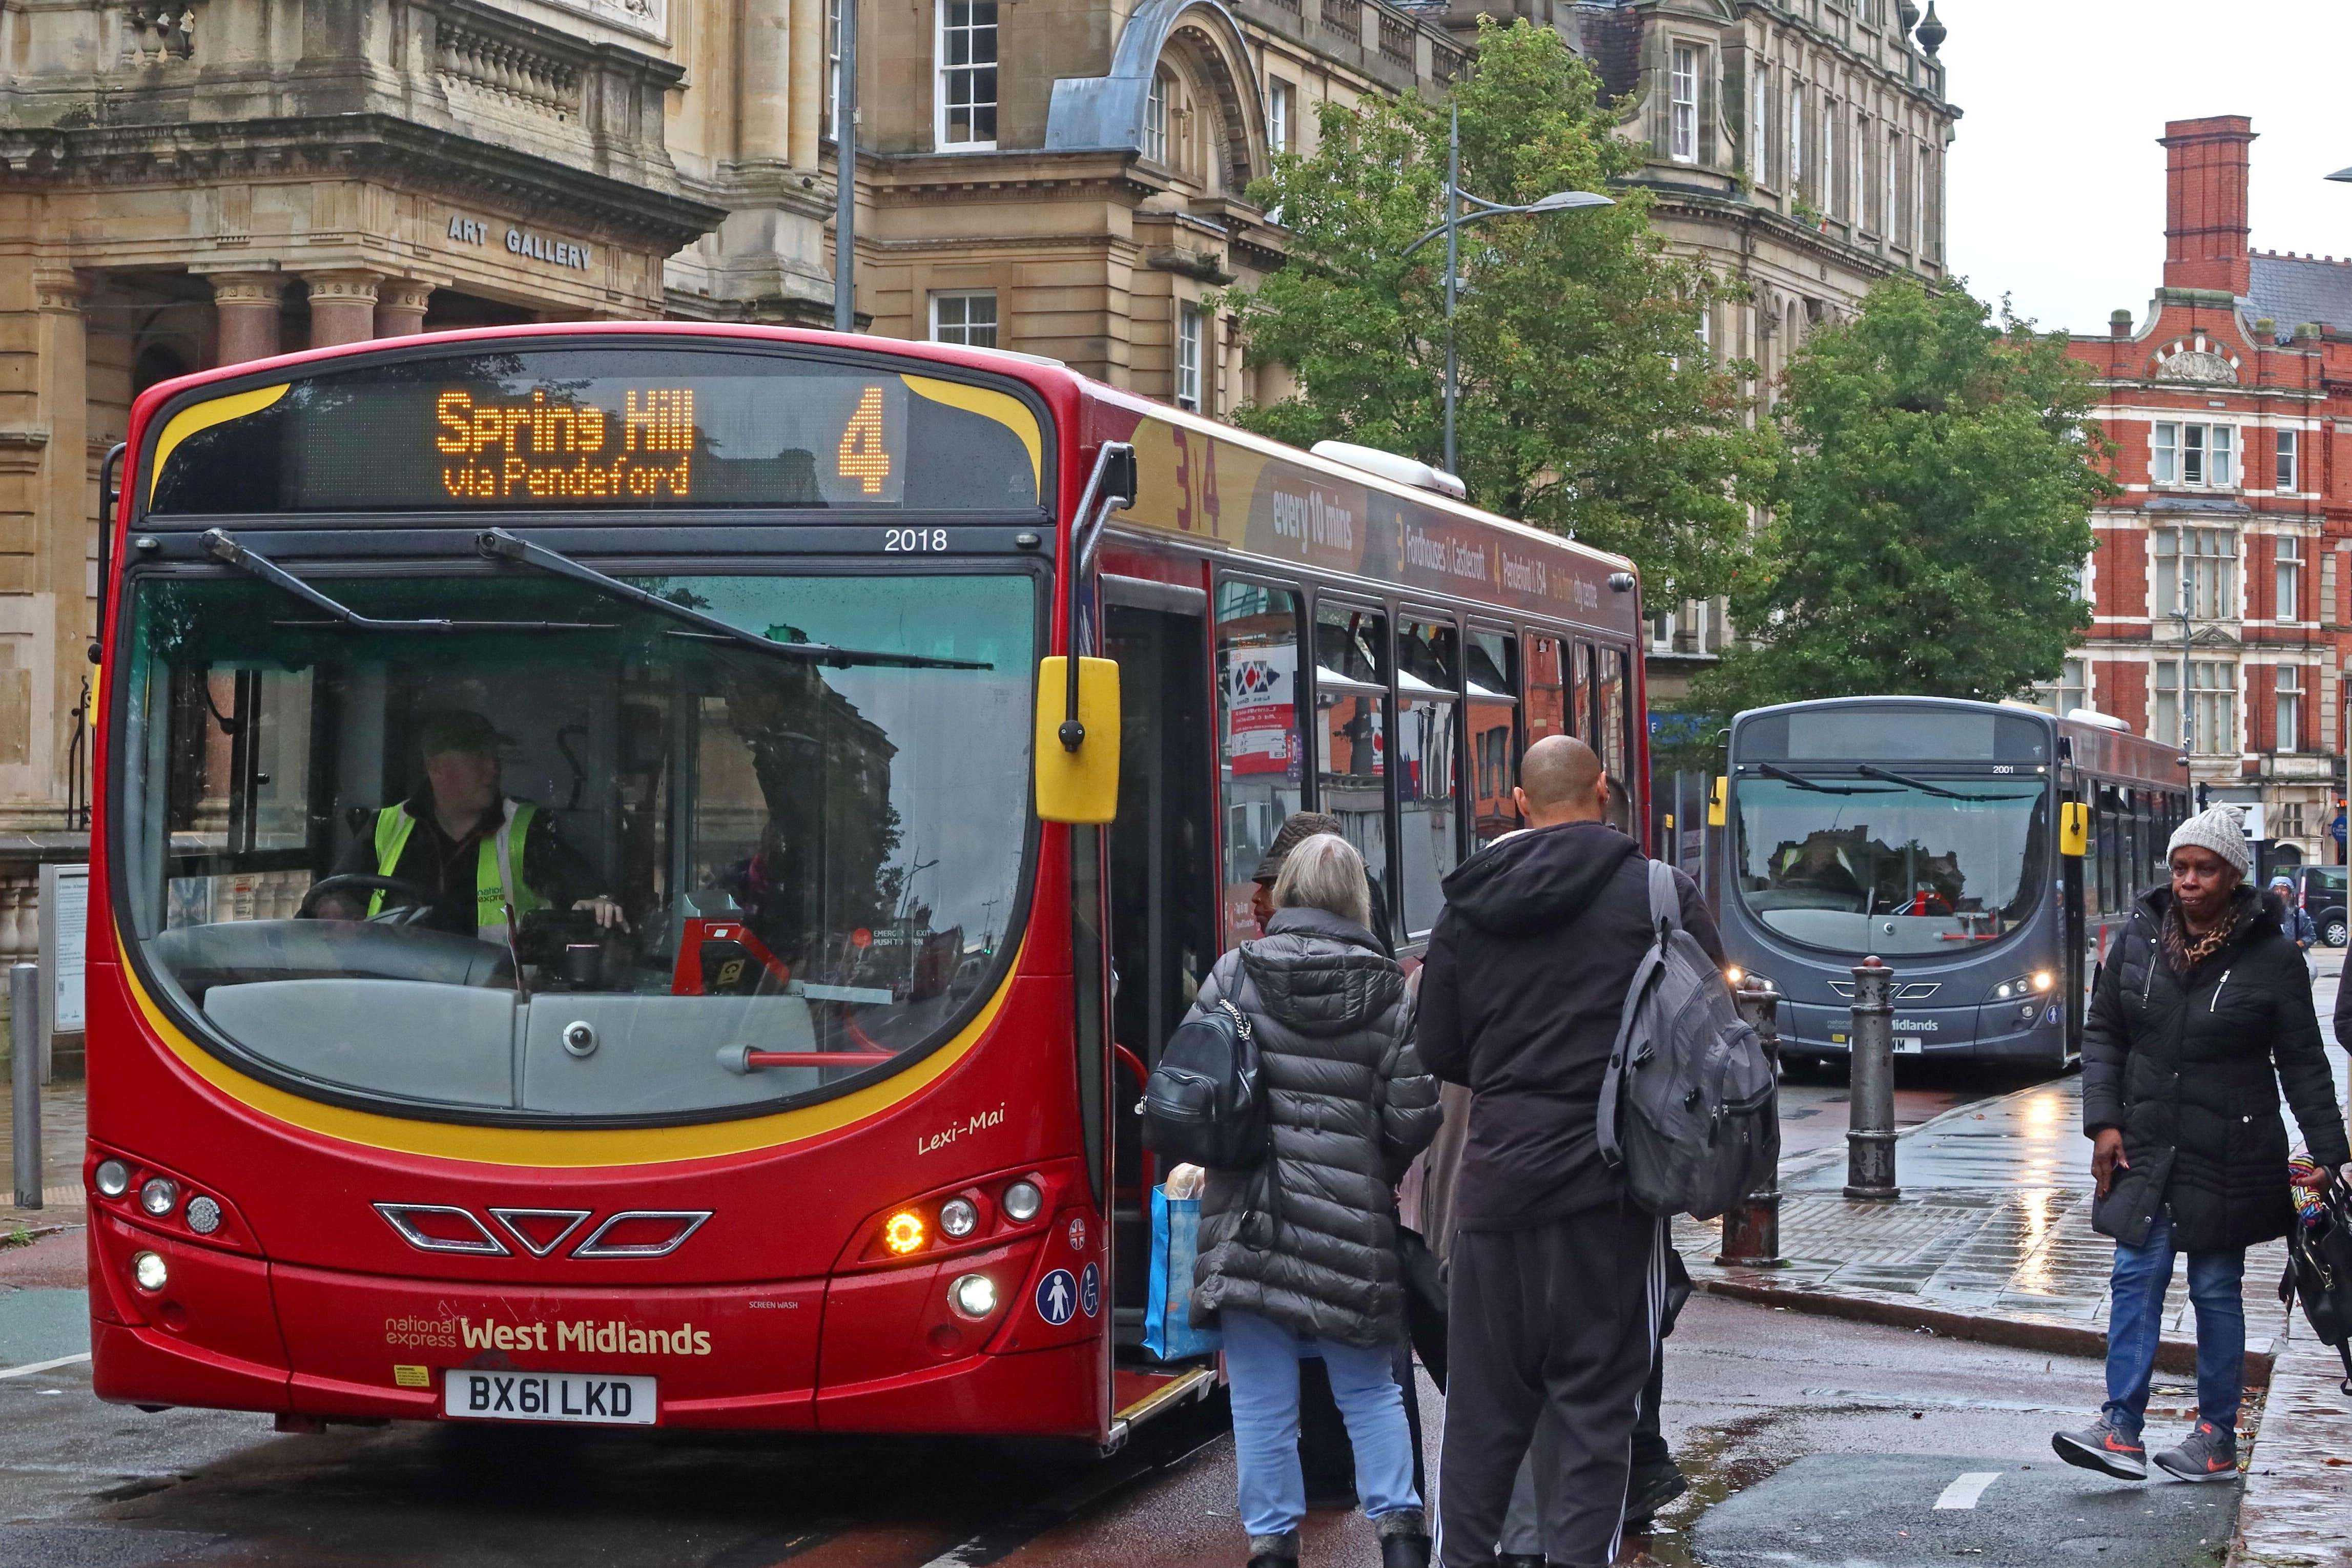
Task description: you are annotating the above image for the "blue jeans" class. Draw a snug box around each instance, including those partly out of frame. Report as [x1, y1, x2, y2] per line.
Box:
[1223, 1309, 1421, 1538]
[2102, 1209, 2246, 1437]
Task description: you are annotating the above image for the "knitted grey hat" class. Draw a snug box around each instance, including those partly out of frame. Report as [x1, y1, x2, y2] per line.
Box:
[2168, 804, 2250, 877]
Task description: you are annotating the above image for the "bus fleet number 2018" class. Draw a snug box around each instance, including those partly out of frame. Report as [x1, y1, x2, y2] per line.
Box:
[885, 528, 949, 552]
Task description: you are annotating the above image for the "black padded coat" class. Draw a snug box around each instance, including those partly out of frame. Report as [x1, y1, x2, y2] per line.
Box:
[2082, 884, 2349, 1253]
[1186, 906, 1442, 1347]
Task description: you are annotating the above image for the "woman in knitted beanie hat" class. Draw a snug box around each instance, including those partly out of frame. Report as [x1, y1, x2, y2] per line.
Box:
[2053, 802, 2351, 1484]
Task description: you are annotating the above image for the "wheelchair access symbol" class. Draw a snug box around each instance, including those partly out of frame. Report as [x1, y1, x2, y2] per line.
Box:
[1080, 1263, 1101, 1318]
[1037, 1269, 1078, 1326]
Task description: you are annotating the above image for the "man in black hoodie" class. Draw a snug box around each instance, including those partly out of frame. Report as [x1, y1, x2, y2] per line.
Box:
[1418, 736, 1720, 1568]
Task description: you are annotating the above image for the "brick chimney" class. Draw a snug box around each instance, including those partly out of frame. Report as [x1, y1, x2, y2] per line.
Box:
[2161, 116, 2256, 295]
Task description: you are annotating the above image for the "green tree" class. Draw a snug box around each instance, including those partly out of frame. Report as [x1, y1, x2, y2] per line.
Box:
[1225, 20, 1772, 602]
[1693, 277, 2113, 714]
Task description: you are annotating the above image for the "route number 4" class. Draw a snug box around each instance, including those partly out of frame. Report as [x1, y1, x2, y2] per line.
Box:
[838, 386, 892, 496]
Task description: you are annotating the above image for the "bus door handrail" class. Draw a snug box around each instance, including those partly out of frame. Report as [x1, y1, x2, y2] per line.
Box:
[90, 442, 126, 666]
[1058, 442, 1137, 751]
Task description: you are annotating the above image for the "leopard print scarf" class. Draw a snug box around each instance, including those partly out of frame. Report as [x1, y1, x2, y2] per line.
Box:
[2162, 894, 2241, 975]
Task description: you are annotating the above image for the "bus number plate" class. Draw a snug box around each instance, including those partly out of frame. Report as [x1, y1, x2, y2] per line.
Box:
[1895, 1038, 1925, 1055]
[443, 1370, 656, 1426]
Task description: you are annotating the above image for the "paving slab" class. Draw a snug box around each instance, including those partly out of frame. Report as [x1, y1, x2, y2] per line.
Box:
[2229, 1317, 2352, 1568]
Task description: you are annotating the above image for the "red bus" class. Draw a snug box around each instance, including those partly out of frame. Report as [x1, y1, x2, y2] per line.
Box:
[84, 324, 1647, 1447]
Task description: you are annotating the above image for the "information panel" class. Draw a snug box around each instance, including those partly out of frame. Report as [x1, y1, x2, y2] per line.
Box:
[146, 347, 1045, 515]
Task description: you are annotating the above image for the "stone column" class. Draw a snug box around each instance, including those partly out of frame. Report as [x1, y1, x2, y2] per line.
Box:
[304, 271, 380, 348]
[789, 0, 822, 168]
[740, 0, 793, 162]
[374, 279, 435, 339]
[209, 272, 285, 366]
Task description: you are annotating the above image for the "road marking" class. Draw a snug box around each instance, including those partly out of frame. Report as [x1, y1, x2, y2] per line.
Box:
[1933, 1471, 2002, 1510]
[0, 1351, 91, 1381]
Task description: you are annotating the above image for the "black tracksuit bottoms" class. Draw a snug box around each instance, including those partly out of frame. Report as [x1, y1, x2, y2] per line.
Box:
[1436, 1203, 1664, 1568]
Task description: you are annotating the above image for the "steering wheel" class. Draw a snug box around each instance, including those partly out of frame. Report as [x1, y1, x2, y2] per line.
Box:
[299, 873, 441, 927]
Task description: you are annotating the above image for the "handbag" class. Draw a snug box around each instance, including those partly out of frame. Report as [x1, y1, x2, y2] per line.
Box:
[1396, 1225, 1448, 1391]
[1142, 1184, 1221, 1360]
[2280, 1169, 2352, 1396]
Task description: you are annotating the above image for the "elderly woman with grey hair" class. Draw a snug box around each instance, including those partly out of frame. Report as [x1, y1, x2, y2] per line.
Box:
[1185, 833, 1442, 1568]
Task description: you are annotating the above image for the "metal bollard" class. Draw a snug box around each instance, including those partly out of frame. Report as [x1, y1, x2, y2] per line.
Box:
[10, 963, 40, 1210]
[1845, 956, 1900, 1200]
[1717, 979, 1785, 1265]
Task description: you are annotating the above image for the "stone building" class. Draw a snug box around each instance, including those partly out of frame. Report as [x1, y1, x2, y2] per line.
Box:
[840, 0, 1470, 412]
[2058, 115, 2344, 873]
[1564, 0, 1958, 701]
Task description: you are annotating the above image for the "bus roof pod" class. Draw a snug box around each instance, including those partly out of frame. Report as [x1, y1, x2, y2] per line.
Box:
[1309, 440, 1469, 501]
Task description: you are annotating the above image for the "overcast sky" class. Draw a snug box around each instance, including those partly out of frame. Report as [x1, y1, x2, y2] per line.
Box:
[1937, 1, 2352, 336]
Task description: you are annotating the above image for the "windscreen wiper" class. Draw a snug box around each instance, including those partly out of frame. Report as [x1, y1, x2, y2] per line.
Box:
[200, 530, 612, 634]
[1856, 764, 2032, 803]
[474, 529, 991, 672]
[1757, 762, 1899, 796]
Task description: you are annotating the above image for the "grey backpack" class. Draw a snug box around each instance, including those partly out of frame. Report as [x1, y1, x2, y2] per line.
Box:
[1596, 861, 1779, 1220]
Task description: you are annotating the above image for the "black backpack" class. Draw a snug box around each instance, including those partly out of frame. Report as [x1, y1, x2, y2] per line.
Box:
[1141, 999, 1267, 1169]
[2280, 1172, 2352, 1395]
[1597, 860, 1780, 1220]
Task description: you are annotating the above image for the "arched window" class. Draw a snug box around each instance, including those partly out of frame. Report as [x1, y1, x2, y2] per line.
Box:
[1143, 70, 1171, 166]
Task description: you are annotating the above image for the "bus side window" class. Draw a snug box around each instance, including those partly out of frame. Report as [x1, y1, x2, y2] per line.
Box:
[1524, 634, 1569, 747]
[1314, 602, 1393, 939]
[1595, 645, 1633, 835]
[1467, 627, 1518, 846]
[2080, 800, 2103, 926]
[1215, 580, 1304, 952]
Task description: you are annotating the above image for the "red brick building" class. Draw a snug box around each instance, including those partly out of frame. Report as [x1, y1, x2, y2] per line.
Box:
[2059, 115, 2342, 869]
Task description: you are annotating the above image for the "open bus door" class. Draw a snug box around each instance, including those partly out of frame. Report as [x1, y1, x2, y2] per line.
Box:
[1101, 583, 1221, 1441]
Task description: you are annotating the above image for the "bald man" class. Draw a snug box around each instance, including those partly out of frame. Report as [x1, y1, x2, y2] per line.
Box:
[1417, 735, 1722, 1568]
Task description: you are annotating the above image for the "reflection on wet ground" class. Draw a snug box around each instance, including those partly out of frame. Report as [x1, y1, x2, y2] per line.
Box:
[1676, 1035, 2352, 1351]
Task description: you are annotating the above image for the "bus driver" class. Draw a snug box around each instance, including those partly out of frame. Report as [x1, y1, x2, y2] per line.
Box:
[312, 709, 625, 945]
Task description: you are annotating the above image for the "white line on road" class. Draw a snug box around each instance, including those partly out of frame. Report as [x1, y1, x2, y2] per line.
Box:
[1933, 1471, 2003, 1511]
[0, 1351, 91, 1381]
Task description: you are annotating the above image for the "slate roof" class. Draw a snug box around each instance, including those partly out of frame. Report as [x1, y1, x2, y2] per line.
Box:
[2246, 250, 2352, 333]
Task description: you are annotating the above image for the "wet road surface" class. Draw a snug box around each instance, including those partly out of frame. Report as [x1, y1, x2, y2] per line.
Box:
[0, 1290, 2239, 1568]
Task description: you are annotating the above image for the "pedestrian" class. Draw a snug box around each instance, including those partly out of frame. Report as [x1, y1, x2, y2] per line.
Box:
[2053, 806, 2351, 1483]
[1244, 809, 1419, 1510]
[1188, 832, 1442, 1568]
[2270, 873, 2318, 980]
[1416, 735, 1721, 1568]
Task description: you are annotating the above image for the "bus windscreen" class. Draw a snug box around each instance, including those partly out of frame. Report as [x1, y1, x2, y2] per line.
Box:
[143, 347, 1044, 514]
[1733, 775, 2050, 956]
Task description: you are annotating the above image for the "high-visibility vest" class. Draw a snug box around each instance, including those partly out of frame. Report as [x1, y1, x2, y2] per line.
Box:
[368, 798, 548, 945]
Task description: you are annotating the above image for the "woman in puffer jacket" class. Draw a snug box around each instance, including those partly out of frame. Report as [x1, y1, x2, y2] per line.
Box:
[2052, 804, 2350, 1485]
[1188, 833, 1442, 1568]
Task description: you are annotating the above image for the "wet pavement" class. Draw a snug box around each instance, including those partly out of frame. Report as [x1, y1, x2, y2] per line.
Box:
[1673, 957, 2352, 1365]
[0, 1074, 86, 1235]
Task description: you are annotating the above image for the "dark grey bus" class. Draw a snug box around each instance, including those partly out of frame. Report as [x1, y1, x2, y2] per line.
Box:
[1716, 697, 2191, 1069]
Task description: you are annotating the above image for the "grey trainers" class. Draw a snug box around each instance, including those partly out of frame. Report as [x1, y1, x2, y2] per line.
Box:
[2153, 1419, 2239, 1483]
[2052, 1414, 2147, 1479]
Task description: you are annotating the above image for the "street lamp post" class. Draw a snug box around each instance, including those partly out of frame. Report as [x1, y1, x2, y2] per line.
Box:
[834, 0, 858, 334]
[1401, 105, 1613, 476]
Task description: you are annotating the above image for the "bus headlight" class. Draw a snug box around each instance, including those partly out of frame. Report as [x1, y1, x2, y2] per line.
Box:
[184, 1196, 223, 1236]
[1990, 974, 2052, 1002]
[93, 1160, 129, 1198]
[948, 1273, 998, 1319]
[131, 1251, 168, 1293]
[939, 1198, 979, 1239]
[1002, 1181, 1044, 1222]
[139, 1178, 179, 1218]
[1727, 968, 1776, 994]
[2031, 971, 2055, 993]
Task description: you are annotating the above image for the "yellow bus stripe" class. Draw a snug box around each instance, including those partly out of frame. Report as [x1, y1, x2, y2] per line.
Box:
[116, 933, 1025, 1169]
[901, 375, 1043, 493]
[148, 384, 291, 502]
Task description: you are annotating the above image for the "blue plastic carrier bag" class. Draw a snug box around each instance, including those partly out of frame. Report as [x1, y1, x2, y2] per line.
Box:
[1142, 1186, 1220, 1360]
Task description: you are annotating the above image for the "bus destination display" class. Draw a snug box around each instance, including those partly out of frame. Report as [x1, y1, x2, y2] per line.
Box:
[147, 347, 1042, 515]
